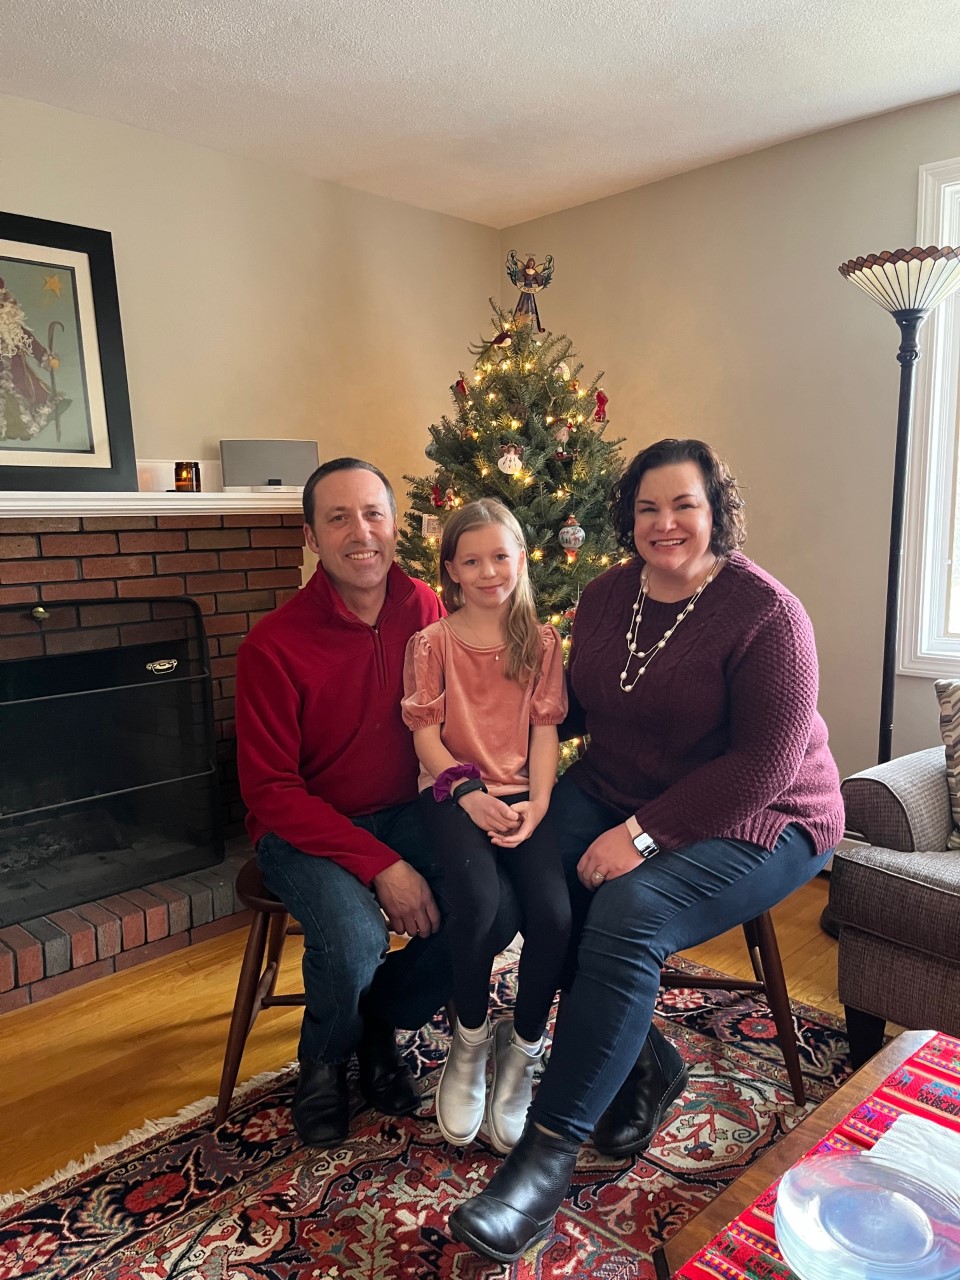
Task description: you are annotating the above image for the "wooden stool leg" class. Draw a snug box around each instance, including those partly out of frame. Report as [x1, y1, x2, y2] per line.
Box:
[215, 909, 269, 1126]
[752, 912, 805, 1105]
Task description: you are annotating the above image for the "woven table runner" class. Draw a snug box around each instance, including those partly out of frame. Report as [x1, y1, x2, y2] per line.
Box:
[674, 1032, 960, 1279]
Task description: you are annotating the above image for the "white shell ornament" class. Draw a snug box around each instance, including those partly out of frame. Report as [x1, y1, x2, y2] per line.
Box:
[497, 444, 524, 474]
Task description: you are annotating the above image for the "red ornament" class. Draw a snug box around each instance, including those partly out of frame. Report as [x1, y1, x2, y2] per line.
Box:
[594, 388, 608, 422]
[454, 372, 468, 398]
[431, 484, 445, 509]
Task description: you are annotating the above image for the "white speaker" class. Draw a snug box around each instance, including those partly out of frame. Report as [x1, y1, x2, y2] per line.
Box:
[219, 439, 319, 491]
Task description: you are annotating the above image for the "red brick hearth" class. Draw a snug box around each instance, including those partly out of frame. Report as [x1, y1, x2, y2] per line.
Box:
[0, 509, 306, 1010]
[0, 844, 251, 1013]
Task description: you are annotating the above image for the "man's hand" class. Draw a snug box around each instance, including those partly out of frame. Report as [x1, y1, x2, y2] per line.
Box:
[372, 861, 441, 938]
[490, 798, 546, 848]
[457, 789, 522, 837]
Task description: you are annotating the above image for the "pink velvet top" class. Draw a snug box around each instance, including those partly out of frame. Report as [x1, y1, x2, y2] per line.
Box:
[401, 618, 568, 795]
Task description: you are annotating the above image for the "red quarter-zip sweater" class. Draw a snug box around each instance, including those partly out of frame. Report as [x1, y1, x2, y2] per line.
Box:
[236, 562, 443, 885]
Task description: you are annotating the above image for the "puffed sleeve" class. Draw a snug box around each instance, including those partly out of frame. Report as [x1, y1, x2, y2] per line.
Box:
[401, 630, 446, 729]
[530, 625, 568, 725]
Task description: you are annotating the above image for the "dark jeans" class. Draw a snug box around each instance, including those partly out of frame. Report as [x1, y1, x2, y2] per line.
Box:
[419, 790, 571, 1042]
[257, 801, 521, 1064]
[529, 774, 833, 1143]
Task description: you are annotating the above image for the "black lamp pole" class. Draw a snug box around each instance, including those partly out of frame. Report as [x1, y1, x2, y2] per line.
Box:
[878, 308, 928, 764]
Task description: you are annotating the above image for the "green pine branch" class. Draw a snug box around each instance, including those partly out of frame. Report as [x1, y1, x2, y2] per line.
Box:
[398, 301, 626, 625]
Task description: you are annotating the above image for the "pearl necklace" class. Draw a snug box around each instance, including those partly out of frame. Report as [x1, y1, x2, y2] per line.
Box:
[619, 558, 721, 692]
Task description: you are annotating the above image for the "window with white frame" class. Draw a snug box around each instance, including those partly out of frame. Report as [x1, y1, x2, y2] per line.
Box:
[900, 158, 960, 677]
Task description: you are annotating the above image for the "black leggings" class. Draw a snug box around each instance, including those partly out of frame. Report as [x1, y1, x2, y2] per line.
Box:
[419, 790, 572, 1042]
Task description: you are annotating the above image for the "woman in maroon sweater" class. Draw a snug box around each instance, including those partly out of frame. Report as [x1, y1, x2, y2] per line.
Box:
[450, 438, 845, 1263]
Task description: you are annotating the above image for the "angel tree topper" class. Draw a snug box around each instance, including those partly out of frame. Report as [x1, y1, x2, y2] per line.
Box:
[505, 250, 555, 333]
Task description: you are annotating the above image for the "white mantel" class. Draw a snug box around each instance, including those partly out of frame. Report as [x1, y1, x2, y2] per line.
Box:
[0, 490, 302, 517]
[0, 458, 304, 518]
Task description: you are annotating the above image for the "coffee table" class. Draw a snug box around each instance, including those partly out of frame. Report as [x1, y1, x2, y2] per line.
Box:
[656, 1028, 935, 1277]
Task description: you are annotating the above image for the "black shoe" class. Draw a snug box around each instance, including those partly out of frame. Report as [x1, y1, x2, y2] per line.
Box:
[356, 1013, 420, 1116]
[449, 1122, 580, 1263]
[291, 1057, 349, 1147]
[592, 1023, 689, 1158]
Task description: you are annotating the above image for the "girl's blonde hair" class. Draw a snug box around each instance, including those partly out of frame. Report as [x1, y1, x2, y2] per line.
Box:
[439, 500, 541, 685]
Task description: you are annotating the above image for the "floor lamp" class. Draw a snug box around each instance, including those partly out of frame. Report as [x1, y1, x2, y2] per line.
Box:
[819, 247, 960, 942]
[838, 246, 960, 764]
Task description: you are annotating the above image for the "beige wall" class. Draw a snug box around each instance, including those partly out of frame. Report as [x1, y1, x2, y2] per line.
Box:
[0, 94, 499, 493]
[5, 88, 956, 778]
[501, 95, 960, 780]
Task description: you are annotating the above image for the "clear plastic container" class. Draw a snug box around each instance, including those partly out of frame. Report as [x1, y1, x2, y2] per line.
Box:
[774, 1152, 960, 1280]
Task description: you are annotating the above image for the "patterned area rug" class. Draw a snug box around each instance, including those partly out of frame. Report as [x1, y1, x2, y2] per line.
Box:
[0, 958, 851, 1280]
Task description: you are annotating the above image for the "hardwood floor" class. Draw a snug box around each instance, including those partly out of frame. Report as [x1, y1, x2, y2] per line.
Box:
[1, 874, 840, 1197]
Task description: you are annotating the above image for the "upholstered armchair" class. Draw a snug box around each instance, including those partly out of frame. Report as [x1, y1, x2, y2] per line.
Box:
[829, 744, 960, 1066]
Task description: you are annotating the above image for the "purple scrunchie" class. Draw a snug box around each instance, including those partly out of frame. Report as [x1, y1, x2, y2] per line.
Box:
[433, 762, 482, 803]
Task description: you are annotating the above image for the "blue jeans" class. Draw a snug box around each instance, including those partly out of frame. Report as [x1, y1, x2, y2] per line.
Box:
[257, 802, 521, 1064]
[530, 774, 833, 1143]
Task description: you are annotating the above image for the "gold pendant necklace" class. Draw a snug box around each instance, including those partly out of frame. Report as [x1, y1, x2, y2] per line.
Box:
[455, 614, 503, 661]
[619, 558, 720, 692]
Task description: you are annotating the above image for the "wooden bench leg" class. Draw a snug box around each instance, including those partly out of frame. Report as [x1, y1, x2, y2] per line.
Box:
[753, 911, 806, 1105]
[215, 909, 269, 1126]
[262, 910, 289, 1002]
[741, 917, 765, 983]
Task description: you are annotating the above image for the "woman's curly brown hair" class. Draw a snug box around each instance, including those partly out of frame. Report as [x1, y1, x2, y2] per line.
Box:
[610, 438, 746, 557]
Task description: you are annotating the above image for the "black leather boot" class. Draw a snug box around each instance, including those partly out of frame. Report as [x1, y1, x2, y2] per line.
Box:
[291, 1058, 349, 1147]
[356, 1012, 420, 1116]
[592, 1022, 689, 1158]
[449, 1122, 580, 1262]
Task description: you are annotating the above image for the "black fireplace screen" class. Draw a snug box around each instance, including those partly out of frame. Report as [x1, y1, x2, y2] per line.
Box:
[0, 598, 223, 928]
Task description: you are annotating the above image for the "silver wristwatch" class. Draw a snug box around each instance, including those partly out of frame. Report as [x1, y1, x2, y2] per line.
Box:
[625, 815, 659, 861]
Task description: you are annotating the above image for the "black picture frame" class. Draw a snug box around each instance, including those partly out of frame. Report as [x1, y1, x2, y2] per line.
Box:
[0, 211, 137, 491]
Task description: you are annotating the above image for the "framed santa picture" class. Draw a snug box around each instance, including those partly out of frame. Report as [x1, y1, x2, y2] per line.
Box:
[0, 210, 136, 491]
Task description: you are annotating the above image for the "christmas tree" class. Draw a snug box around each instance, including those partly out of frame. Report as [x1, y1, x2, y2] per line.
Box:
[397, 252, 626, 630]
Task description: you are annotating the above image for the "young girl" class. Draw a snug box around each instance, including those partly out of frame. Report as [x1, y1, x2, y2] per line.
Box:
[401, 500, 571, 1152]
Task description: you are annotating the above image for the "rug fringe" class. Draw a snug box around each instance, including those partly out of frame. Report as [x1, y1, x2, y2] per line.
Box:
[0, 1063, 296, 1212]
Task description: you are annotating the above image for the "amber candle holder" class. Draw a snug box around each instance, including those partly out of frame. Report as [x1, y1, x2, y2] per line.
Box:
[174, 461, 201, 492]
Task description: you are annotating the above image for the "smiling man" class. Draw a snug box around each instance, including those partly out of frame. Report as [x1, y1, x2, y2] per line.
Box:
[236, 458, 477, 1147]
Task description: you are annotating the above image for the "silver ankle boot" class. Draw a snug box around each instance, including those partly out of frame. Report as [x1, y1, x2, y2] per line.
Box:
[436, 1020, 492, 1146]
[486, 1019, 543, 1154]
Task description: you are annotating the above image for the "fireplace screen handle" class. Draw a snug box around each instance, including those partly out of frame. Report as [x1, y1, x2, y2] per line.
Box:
[146, 659, 179, 675]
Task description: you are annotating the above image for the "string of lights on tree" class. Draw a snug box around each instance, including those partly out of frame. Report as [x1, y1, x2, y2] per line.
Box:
[398, 251, 627, 710]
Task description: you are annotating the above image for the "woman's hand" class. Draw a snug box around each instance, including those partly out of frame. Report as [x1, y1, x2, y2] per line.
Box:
[457, 789, 522, 836]
[577, 823, 641, 890]
[489, 798, 546, 848]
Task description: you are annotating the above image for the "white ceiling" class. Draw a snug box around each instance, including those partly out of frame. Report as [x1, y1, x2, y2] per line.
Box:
[4, 0, 960, 228]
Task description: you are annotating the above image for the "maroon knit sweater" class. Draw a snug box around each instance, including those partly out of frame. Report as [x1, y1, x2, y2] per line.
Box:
[564, 552, 844, 856]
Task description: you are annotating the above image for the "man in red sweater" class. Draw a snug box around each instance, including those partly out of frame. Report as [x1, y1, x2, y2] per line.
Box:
[237, 458, 511, 1146]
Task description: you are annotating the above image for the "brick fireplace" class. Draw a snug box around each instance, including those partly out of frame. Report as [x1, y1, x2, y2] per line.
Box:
[0, 500, 305, 1010]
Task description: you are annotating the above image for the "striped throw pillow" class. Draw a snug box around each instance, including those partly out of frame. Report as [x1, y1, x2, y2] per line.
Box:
[935, 679, 960, 850]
